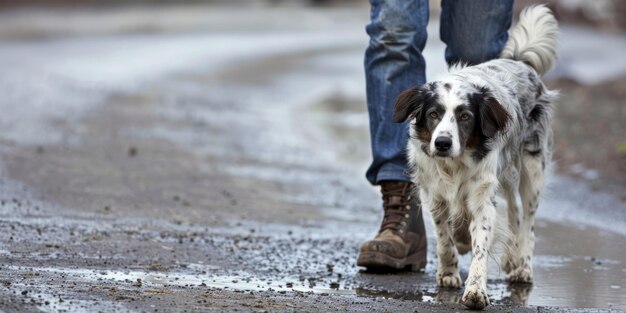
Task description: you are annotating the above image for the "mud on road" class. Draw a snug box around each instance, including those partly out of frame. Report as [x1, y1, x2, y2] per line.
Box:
[0, 4, 625, 313]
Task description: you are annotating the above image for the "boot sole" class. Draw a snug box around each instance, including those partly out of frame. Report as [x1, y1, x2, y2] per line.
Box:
[357, 248, 427, 272]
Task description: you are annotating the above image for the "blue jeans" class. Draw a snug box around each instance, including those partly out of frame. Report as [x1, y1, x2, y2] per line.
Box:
[364, 0, 513, 185]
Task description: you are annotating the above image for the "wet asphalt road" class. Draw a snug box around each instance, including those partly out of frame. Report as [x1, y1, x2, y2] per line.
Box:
[0, 4, 625, 313]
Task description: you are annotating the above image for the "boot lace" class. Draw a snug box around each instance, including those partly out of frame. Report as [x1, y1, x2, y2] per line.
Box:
[379, 182, 413, 233]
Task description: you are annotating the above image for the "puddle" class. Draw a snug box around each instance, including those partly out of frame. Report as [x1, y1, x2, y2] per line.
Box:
[10, 265, 355, 297]
[5, 264, 551, 308]
[5, 209, 626, 311]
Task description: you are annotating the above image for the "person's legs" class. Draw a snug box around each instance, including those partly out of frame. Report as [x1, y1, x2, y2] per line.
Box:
[358, 0, 429, 272]
[440, 0, 514, 66]
[364, 0, 429, 185]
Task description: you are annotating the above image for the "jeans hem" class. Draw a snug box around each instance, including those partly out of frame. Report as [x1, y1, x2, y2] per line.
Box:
[375, 170, 412, 185]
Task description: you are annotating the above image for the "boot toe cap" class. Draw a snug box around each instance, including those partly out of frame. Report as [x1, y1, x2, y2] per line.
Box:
[359, 239, 405, 258]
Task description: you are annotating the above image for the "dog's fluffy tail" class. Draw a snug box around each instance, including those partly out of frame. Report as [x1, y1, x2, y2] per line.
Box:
[500, 5, 558, 76]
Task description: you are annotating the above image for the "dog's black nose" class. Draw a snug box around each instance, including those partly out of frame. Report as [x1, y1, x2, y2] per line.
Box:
[434, 136, 452, 152]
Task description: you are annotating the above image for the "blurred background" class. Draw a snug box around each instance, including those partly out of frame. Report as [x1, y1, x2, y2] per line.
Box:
[0, 0, 624, 311]
[0, 0, 624, 194]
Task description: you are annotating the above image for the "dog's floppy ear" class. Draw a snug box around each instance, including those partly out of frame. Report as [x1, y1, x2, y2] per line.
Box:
[479, 96, 510, 137]
[392, 86, 429, 123]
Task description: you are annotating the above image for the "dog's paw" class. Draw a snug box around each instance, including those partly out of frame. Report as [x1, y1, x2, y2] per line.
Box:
[436, 271, 462, 289]
[508, 266, 533, 284]
[461, 285, 490, 310]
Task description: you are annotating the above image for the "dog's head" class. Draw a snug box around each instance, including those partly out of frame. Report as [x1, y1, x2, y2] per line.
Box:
[393, 82, 510, 159]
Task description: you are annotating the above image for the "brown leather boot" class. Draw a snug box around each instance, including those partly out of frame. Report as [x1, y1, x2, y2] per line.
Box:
[357, 181, 427, 271]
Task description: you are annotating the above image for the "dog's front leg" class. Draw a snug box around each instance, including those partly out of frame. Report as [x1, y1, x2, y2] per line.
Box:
[426, 198, 461, 289]
[461, 176, 497, 310]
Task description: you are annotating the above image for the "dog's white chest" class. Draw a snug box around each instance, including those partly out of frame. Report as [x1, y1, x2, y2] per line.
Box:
[423, 159, 474, 211]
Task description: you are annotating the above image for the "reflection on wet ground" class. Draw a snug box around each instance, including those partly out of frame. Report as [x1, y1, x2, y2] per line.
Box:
[4, 217, 624, 311]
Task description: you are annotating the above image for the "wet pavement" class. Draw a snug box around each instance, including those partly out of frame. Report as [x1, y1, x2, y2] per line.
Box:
[0, 4, 625, 312]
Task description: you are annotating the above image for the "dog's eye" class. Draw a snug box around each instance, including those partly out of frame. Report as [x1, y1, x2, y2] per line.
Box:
[429, 112, 439, 119]
[460, 113, 470, 121]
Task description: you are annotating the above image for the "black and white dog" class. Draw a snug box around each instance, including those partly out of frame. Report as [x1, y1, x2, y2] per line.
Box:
[392, 6, 559, 310]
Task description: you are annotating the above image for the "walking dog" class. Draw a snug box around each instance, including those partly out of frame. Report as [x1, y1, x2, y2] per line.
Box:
[392, 5, 559, 309]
